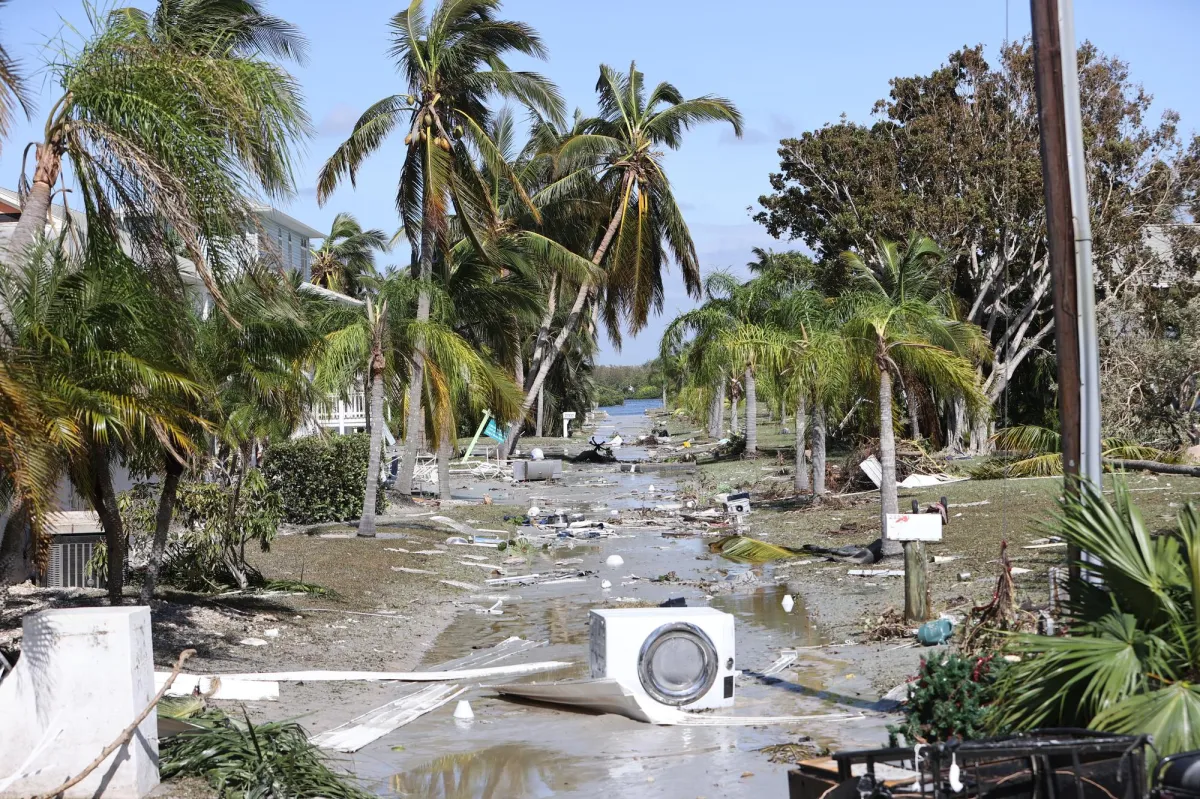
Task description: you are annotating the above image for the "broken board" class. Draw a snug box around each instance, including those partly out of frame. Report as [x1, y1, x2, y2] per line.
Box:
[308, 684, 466, 752]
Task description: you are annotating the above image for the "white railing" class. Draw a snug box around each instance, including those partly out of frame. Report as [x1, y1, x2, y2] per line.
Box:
[316, 392, 367, 431]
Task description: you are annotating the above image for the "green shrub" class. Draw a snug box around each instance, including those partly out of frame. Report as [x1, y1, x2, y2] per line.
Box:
[633, 384, 662, 400]
[119, 471, 284, 592]
[593, 385, 626, 407]
[262, 433, 386, 524]
[888, 653, 1008, 745]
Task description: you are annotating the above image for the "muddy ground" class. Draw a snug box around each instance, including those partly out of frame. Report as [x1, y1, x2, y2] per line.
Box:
[6, 402, 1199, 798]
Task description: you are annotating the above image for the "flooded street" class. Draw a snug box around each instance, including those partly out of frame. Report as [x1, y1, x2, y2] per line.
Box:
[342, 401, 902, 798]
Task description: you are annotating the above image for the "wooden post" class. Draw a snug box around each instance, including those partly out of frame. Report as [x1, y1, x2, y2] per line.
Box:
[904, 541, 928, 623]
[1031, 0, 1083, 581]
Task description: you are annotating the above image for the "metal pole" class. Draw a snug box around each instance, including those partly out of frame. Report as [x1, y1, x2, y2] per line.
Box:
[1031, 0, 1085, 582]
[1059, 0, 1103, 491]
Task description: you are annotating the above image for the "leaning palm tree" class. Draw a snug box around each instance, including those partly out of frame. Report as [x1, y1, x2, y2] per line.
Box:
[11, 3, 308, 308]
[317, 0, 563, 497]
[510, 63, 742, 450]
[310, 213, 389, 299]
[841, 235, 989, 557]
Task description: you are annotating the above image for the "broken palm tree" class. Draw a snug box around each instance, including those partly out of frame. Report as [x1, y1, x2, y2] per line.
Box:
[709, 536, 806, 563]
[961, 541, 1035, 652]
[969, 425, 1194, 479]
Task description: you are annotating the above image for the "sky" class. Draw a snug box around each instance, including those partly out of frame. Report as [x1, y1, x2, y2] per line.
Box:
[3, 0, 1200, 364]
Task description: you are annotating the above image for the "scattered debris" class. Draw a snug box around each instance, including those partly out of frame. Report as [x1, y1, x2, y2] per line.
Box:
[309, 684, 466, 753]
[859, 608, 910, 642]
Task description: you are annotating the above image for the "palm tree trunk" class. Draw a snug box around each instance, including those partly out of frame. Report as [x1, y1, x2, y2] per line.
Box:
[878, 367, 901, 557]
[0, 502, 33, 592]
[397, 223, 434, 496]
[744, 368, 757, 457]
[794, 396, 809, 493]
[360, 367, 385, 537]
[708, 370, 725, 438]
[8, 141, 63, 259]
[509, 175, 632, 451]
[812, 403, 828, 496]
[908, 392, 921, 441]
[140, 453, 184, 604]
[436, 422, 452, 501]
[536, 386, 544, 437]
[731, 395, 739, 435]
[89, 445, 126, 604]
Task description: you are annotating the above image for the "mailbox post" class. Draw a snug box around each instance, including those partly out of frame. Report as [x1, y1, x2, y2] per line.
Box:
[886, 512, 942, 622]
[562, 411, 576, 439]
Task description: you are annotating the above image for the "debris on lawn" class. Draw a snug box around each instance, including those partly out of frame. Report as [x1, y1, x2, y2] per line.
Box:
[859, 608, 911, 642]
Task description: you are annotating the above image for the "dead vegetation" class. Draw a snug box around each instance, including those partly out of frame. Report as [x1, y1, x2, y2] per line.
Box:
[859, 606, 911, 642]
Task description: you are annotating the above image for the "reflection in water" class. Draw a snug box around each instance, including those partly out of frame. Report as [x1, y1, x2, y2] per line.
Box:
[710, 584, 825, 646]
[390, 744, 573, 799]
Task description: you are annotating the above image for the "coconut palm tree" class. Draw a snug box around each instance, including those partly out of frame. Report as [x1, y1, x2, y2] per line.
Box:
[995, 481, 1200, 758]
[841, 234, 989, 557]
[317, 0, 563, 497]
[511, 62, 743, 450]
[309, 213, 389, 299]
[10, 2, 308, 308]
[0, 242, 204, 602]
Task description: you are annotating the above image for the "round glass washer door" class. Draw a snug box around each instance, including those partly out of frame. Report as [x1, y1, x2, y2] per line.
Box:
[637, 622, 719, 706]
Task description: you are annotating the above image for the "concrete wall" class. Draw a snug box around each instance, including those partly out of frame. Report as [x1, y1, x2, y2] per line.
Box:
[0, 607, 159, 798]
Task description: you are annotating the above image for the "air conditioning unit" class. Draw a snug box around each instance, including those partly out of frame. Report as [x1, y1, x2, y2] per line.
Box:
[588, 607, 736, 711]
[44, 533, 106, 589]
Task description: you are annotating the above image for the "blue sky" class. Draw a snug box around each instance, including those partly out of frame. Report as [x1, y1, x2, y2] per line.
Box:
[3, 0, 1199, 363]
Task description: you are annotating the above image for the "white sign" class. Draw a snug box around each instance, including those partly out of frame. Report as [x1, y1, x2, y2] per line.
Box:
[562, 412, 577, 420]
[885, 513, 942, 542]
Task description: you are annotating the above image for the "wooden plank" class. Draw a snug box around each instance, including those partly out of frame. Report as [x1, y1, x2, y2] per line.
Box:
[309, 684, 465, 752]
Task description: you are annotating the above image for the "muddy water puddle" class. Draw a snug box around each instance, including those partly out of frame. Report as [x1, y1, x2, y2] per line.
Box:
[351, 409, 890, 796]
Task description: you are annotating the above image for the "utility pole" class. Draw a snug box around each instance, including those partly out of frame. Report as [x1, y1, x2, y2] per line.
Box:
[1031, 0, 1101, 582]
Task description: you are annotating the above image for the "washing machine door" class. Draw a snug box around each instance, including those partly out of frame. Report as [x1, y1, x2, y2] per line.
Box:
[637, 622, 719, 706]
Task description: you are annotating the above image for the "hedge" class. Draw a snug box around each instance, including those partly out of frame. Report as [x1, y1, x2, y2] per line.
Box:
[262, 434, 387, 524]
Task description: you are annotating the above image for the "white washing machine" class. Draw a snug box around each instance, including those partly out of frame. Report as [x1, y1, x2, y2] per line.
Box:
[588, 607, 736, 711]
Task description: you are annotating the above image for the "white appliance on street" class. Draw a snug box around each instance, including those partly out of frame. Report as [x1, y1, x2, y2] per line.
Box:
[588, 607, 736, 711]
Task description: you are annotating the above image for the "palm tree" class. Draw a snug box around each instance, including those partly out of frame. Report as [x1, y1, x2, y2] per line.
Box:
[149, 265, 318, 596]
[841, 234, 989, 557]
[512, 63, 742, 450]
[10, 2, 308, 308]
[317, 0, 563, 497]
[0, 351, 74, 593]
[0, 242, 204, 602]
[662, 271, 775, 457]
[995, 481, 1200, 758]
[310, 213, 389, 299]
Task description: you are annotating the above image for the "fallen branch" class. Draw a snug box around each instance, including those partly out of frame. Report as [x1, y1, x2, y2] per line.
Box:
[35, 649, 196, 799]
[1105, 458, 1200, 477]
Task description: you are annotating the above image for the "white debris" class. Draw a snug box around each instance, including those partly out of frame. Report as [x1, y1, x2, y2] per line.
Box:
[605, 555, 625, 568]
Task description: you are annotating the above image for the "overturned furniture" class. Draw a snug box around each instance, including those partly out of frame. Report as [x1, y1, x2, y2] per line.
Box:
[789, 730, 1150, 799]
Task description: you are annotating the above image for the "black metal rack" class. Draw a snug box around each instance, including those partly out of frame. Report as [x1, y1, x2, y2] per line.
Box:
[830, 730, 1151, 799]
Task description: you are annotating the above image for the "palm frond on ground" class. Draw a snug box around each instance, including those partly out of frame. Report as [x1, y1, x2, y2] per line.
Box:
[970, 425, 1187, 478]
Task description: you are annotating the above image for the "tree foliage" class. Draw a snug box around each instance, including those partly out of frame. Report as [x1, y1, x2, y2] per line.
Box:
[756, 42, 1200, 419]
